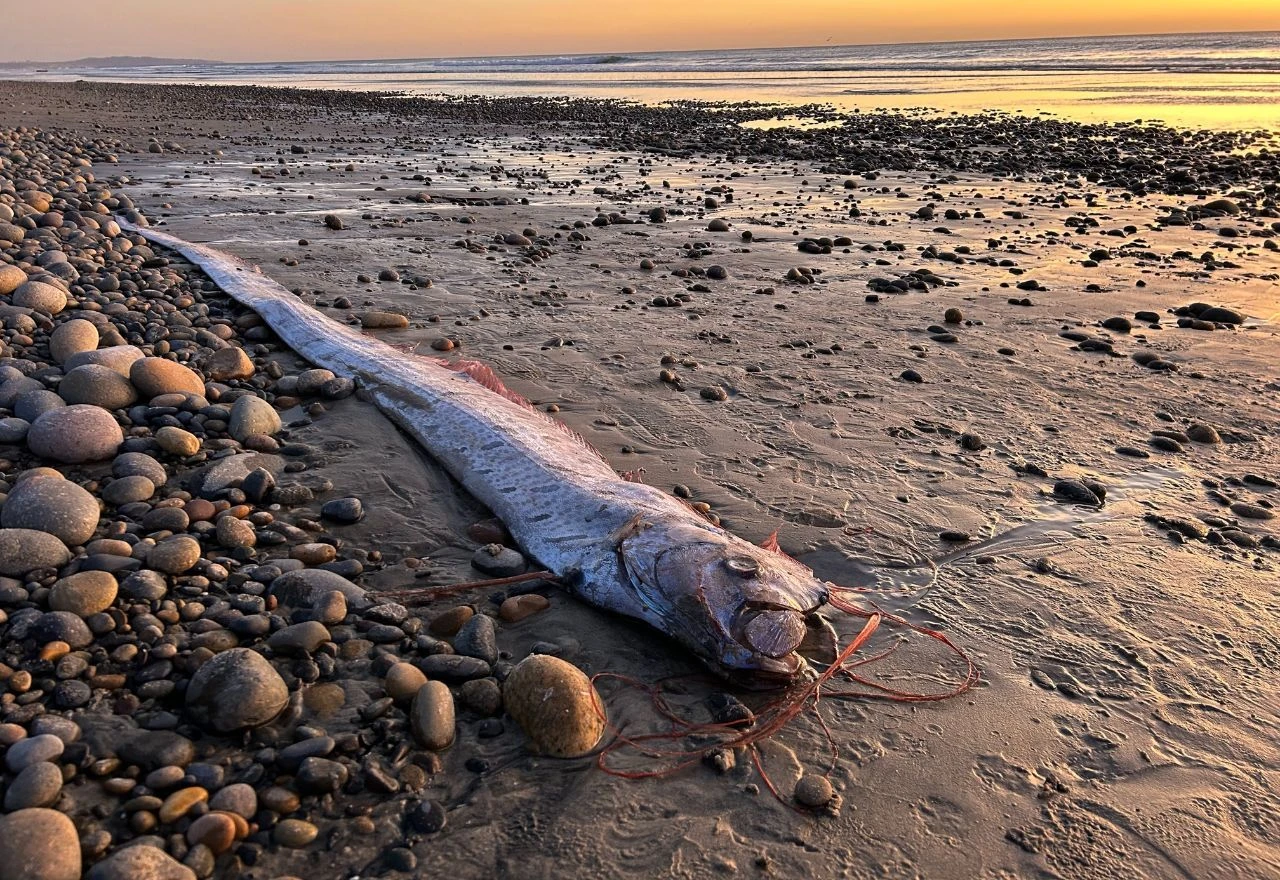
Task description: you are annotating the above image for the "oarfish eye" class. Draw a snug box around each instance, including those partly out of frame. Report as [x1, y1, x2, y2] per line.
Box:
[723, 556, 759, 578]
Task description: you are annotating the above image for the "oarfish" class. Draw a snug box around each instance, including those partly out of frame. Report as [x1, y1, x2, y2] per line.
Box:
[120, 221, 830, 684]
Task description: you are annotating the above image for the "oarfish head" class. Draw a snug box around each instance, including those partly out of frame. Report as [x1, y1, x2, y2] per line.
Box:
[617, 518, 828, 685]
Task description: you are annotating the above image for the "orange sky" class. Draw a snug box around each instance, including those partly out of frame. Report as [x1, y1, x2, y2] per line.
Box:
[1, 0, 1276, 62]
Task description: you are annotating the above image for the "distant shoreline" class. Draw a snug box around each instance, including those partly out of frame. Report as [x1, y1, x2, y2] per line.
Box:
[2, 28, 1278, 69]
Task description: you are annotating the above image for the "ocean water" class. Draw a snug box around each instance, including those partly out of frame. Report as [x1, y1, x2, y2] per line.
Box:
[15, 31, 1280, 131]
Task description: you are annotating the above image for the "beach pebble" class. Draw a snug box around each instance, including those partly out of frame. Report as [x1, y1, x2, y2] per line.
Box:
[0, 808, 80, 880]
[795, 774, 834, 807]
[270, 567, 368, 609]
[148, 535, 201, 574]
[1187, 424, 1221, 444]
[3, 761, 63, 810]
[101, 474, 155, 505]
[27, 404, 123, 462]
[14, 389, 63, 422]
[208, 783, 257, 818]
[85, 844, 194, 880]
[229, 394, 280, 441]
[0, 417, 29, 443]
[416, 654, 490, 682]
[503, 654, 605, 757]
[268, 620, 330, 654]
[471, 543, 526, 577]
[407, 800, 447, 834]
[1199, 306, 1243, 324]
[159, 786, 208, 823]
[31, 611, 91, 648]
[323, 214, 344, 230]
[12, 280, 67, 314]
[274, 818, 319, 848]
[5, 734, 64, 773]
[185, 647, 288, 731]
[499, 593, 550, 622]
[114, 451, 169, 486]
[215, 513, 256, 548]
[385, 662, 428, 702]
[186, 812, 238, 854]
[291, 542, 336, 565]
[296, 368, 337, 395]
[205, 346, 254, 380]
[2, 474, 99, 545]
[460, 678, 503, 716]
[359, 310, 410, 329]
[0, 264, 27, 295]
[454, 613, 498, 664]
[321, 497, 364, 523]
[48, 570, 117, 616]
[0, 528, 71, 575]
[410, 680, 456, 750]
[296, 756, 348, 793]
[48, 318, 100, 364]
[1230, 502, 1275, 521]
[130, 357, 205, 399]
[429, 605, 473, 636]
[0, 377, 42, 409]
[1053, 479, 1104, 507]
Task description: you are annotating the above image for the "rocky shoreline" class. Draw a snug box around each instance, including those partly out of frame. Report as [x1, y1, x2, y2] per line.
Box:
[0, 123, 614, 880]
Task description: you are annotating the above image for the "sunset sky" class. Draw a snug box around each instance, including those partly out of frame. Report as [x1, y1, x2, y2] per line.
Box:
[1, 0, 1276, 62]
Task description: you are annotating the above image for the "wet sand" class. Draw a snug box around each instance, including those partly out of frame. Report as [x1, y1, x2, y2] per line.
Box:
[2, 80, 1279, 879]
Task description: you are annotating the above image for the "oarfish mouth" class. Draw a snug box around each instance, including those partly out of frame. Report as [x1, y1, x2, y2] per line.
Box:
[724, 652, 807, 690]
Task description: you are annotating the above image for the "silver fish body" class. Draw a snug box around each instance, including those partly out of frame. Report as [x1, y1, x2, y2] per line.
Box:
[120, 221, 829, 682]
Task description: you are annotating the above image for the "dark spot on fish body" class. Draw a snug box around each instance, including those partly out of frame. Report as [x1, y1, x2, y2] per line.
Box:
[482, 440, 504, 451]
[529, 513, 552, 523]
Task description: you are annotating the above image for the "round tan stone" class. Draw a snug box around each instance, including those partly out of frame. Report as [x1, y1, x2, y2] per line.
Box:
[158, 786, 208, 823]
[205, 347, 254, 381]
[503, 655, 606, 758]
[0, 265, 27, 296]
[291, 542, 336, 565]
[49, 319, 99, 364]
[58, 364, 138, 410]
[273, 818, 318, 848]
[12, 281, 67, 314]
[499, 593, 550, 622]
[0, 807, 81, 880]
[130, 357, 205, 399]
[49, 571, 117, 616]
[148, 535, 202, 574]
[27, 404, 123, 463]
[154, 426, 201, 456]
[186, 811, 237, 854]
[410, 680, 455, 750]
[384, 662, 427, 702]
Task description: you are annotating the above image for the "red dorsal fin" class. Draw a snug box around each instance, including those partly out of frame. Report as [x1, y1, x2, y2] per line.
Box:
[761, 531, 783, 554]
[620, 467, 647, 484]
[444, 359, 536, 409]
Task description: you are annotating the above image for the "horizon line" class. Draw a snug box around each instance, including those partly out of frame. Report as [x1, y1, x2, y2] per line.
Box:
[4, 26, 1278, 67]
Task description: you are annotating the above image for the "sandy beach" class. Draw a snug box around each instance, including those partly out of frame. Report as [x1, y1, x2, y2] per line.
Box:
[0, 79, 1277, 880]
